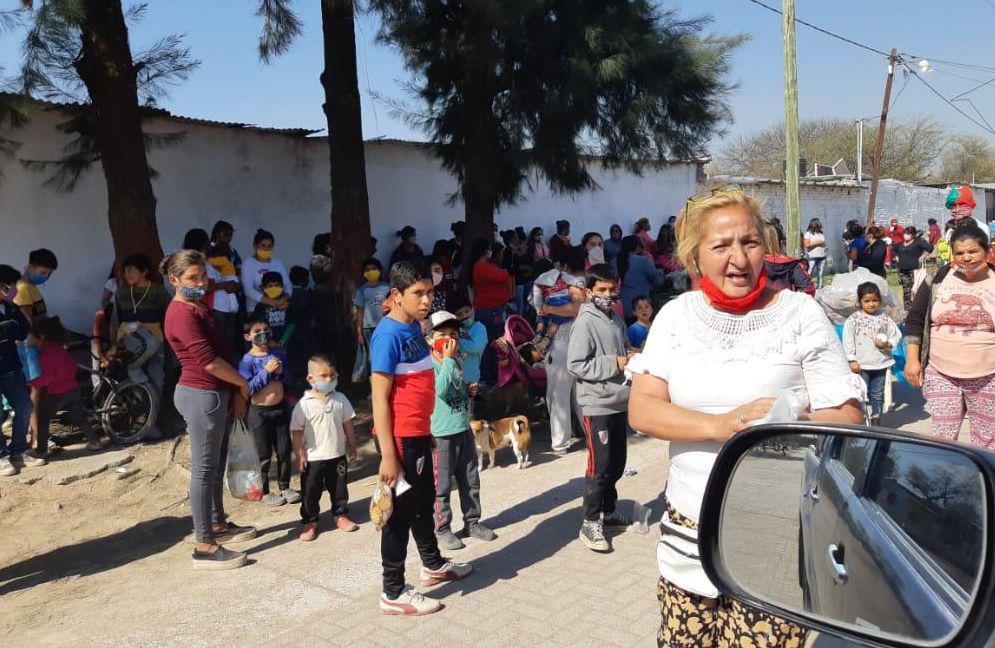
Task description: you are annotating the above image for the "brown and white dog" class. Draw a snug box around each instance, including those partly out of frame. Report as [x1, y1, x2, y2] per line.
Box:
[470, 416, 532, 470]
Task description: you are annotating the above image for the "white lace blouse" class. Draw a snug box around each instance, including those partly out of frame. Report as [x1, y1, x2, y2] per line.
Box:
[629, 290, 864, 594]
[631, 289, 863, 520]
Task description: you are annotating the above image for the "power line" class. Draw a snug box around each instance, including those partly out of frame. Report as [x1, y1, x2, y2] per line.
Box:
[951, 75, 995, 100]
[739, 0, 891, 58]
[957, 97, 995, 134]
[856, 72, 909, 123]
[908, 69, 995, 137]
[739, 0, 995, 138]
[902, 55, 995, 74]
[741, 0, 995, 78]
[930, 67, 987, 84]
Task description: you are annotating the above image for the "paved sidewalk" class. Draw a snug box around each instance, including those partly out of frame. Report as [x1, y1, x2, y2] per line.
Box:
[9, 435, 671, 647]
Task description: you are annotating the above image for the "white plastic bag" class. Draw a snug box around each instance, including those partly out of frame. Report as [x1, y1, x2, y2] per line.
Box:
[750, 388, 810, 426]
[815, 268, 902, 325]
[352, 344, 369, 383]
[632, 502, 653, 534]
[226, 419, 264, 501]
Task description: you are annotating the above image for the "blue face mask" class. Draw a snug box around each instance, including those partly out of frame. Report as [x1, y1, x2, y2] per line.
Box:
[179, 285, 207, 301]
[27, 273, 49, 285]
[460, 316, 475, 329]
[312, 378, 337, 394]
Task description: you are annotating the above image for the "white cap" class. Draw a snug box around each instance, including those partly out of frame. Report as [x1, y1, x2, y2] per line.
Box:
[429, 310, 459, 331]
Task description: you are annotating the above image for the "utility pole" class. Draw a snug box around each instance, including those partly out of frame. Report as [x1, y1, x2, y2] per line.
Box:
[856, 119, 864, 182]
[782, 0, 801, 257]
[866, 49, 898, 228]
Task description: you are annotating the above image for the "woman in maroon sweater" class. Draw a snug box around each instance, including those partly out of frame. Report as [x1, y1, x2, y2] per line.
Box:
[161, 249, 255, 571]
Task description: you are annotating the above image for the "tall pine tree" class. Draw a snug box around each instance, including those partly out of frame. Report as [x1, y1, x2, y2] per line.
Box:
[372, 0, 743, 262]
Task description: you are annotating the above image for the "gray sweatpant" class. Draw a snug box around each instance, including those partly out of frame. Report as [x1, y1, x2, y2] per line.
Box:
[174, 385, 230, 543]
[433, 429, 482, 533]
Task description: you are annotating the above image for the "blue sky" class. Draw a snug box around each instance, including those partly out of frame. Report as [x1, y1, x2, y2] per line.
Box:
[2, 0, 994, 153]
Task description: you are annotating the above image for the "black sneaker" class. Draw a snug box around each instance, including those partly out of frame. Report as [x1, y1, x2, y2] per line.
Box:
[602, 510, 633, 531]
[192, 545, 247, 571]
[579, 520, 610, 552]
[213, 524, 257, 544]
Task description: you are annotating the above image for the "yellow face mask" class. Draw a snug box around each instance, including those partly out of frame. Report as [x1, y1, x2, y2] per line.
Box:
[263, 286, 283, 300]
[257, 249, 274, 261]
[363, 269, 381, 284]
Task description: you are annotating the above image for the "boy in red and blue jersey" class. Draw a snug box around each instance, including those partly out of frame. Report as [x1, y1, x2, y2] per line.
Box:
[371, 261, 472, 616]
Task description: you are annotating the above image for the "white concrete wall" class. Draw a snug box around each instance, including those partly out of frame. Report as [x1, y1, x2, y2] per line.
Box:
[0, 109, 699, 330]
[747, 179, 988, 266]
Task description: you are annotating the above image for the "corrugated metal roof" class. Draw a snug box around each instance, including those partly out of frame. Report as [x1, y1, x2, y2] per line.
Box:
[708, 174, 865, 189]
[0, 92, 320, 137]
[1, 93, 709, 163]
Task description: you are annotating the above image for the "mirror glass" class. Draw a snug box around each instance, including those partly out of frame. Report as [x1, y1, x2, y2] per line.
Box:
[719, 433, 986, 645]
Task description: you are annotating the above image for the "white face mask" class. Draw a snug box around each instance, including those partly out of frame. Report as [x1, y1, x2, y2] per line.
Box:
[587, 246, 605, 265]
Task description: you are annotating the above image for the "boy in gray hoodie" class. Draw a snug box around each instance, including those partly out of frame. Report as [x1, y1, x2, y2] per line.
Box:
[567, 263, 632, 552]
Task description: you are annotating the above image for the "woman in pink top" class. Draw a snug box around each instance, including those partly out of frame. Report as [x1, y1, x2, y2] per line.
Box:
[527, 227, 549, 262]
[162, 249, 256, 571]
[633, 218, 657, 258]
[906, 224, 995, 448]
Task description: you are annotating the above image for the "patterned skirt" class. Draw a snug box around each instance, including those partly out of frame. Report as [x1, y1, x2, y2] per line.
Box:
[657, 504, 807, 648]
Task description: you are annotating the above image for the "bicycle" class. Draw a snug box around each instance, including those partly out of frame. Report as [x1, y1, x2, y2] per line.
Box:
[61, 333, 157, 445]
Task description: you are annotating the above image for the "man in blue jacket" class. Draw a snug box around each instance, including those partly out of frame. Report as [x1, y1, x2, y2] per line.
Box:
[0, 264, 32, 476]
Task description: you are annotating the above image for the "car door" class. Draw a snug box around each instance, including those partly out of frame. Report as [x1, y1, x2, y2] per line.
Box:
[800, 436, 872, 616]
[829, 440, 984, 641]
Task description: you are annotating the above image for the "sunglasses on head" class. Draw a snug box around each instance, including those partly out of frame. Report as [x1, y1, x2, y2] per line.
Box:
[682, 183, 747, 217]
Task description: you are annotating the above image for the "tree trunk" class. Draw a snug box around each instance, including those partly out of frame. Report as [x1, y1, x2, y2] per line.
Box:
[461, 155, 496, 272]
[320, 0, 372, 382]
[462, 172, 494, 286]
[75, 0, 164, 269]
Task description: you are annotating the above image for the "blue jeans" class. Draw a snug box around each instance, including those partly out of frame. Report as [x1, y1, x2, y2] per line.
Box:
[475, 306, 506, 385]
[0, 370, 32, 458]
[809, 258, 826, 288]
[861, 369, 888, 417]
[513, 285, 526, 317]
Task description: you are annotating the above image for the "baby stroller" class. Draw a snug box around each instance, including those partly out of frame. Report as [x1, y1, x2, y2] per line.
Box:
[491, 315, 547, 416]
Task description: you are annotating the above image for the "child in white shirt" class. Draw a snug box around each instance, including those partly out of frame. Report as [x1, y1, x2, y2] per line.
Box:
[291, 354, 359, 542]
[843, 282, 902, 425]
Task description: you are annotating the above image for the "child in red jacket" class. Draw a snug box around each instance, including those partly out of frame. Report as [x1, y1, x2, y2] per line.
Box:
[25, 317, 104, 466]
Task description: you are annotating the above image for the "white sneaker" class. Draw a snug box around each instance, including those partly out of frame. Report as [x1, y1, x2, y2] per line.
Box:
[21, 450, 47, 467]
[379, 585, 442, 616]
[420, 560, 473, 586]
[0, 456, 17, 477]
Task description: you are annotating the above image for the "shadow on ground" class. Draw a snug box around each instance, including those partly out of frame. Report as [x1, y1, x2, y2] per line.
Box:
[883, 382, 929, 430]
[0, 516, 190, 596]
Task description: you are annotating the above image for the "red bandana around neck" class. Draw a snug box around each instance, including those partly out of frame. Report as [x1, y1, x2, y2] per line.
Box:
[700, 271, 768, 314]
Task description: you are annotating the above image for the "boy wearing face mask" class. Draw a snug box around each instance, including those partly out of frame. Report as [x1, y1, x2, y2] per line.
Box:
[567, 264, 633, 553]
[292, 354, 358, 541]
[250, 272, 296, 348]
[354, 258, 390, 348]
[427, 311, 495, 550]
[239, 318, 298, 507]
[14, 248, 58, 323]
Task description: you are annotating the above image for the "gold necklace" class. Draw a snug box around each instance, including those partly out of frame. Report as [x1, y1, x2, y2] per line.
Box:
[130, 282, 152, 314]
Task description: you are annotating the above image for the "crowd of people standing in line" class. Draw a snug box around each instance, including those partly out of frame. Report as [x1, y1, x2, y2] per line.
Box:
[3, 181, 995, 643]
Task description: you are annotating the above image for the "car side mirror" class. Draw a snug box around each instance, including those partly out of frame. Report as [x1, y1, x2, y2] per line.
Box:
[699, 423, 995, 648]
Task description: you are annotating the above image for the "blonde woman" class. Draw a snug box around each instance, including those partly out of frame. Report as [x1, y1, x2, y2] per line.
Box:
[628, 188, 864, 647]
